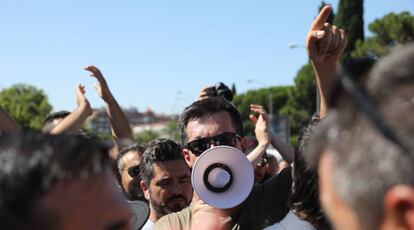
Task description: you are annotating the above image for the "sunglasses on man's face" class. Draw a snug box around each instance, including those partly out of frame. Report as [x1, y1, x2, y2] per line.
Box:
[187, 132, 241, 156]
[127, 165, 141, 178]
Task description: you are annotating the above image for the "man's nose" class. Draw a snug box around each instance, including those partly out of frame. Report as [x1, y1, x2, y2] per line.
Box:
[170, 182, 183, 195]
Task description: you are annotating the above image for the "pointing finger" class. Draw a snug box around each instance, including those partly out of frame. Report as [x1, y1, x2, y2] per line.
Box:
[310, 5, 332, 31]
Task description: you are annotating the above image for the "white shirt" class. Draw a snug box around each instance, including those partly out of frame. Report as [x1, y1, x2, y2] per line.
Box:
[140, 218, 154, 230]
[263, 211, 316, 230]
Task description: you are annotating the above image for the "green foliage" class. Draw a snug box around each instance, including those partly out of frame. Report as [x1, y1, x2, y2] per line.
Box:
[289, 135, 298, 147]
[96, 132, 113, 141]
[231, 83, 237, 96]
[0, 84, 52, 131]
[334, 0, 364, 60]
[134, 130, 160, 144]
[352, 12, 414, 58]
[280, 63, 317, 137]
[233, 63, 316, 144]
[163, 120, 180, 142]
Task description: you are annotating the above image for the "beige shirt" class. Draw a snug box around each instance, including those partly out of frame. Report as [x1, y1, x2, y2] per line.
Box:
[154, 205, 236, 230]
[155, 167, 292, 230]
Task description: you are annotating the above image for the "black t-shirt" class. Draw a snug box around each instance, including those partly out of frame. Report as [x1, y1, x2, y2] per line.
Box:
[231, 166, 292, 230]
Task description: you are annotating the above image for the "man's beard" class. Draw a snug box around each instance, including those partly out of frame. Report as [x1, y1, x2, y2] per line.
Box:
[150, 194, 190, 217]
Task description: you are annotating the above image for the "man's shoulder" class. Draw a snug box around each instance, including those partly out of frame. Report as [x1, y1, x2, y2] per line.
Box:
[154, 207, 192, 230]
[232, 166, 293, 229]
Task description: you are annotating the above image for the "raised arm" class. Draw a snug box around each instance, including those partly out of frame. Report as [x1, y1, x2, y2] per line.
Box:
[85, 65, 133, 146]
[250, 104, 295, 164]
[306, 5, 346, 118]
[49, 84, 92, 135]
[0, 107, 20, 132]
[247, 104, 270, 167]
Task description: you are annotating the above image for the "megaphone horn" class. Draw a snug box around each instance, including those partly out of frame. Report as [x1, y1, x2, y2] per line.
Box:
[203, 163, 233, 193]
[192, 146, 254, 209]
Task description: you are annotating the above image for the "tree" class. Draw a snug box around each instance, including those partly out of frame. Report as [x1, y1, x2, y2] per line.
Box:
[352, 12, 414, 58]
[134, 130, 160, 144]
[280, 63, 316, 145]
[231, 83, 237, 96]
[0, 84, 52, 131]
[334, 0, 364, 60]
[163, 120, 180, 142]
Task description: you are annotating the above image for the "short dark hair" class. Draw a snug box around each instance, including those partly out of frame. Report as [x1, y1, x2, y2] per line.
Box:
[288, 114, 330, 230]
[117, 143, 146, 173]
[0, 133, 111, 229]
[306, 43, 414, 229]
[179, 97, 243, 145]
[42, 111, 71, 133]
[139, 139, 185, 186]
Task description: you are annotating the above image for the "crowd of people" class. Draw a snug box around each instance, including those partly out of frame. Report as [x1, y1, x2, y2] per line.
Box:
[1, 5, 413, 230]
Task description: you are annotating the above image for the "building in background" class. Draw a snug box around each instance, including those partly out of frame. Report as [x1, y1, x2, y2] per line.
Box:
[88, 107, 177, 139]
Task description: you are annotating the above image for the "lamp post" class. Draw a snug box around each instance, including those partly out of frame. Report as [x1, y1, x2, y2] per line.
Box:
[171, 91, 193, 114]
[288, 43, 306, 49]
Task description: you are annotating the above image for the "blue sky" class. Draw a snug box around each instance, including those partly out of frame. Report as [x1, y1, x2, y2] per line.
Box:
[0, 0, 412, 115]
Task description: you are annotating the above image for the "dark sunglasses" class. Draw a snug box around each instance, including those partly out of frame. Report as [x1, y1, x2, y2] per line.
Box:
[127, 165, 141, 178]
[187, 132, 241, 156]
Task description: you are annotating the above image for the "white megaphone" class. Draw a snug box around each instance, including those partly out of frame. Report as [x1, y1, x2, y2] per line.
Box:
[191, 146, 254, 209]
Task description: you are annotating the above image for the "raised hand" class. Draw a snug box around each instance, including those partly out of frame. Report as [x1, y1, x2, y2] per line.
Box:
[85, 65, 133, 152]
[249, 104, 270, 147]
[84, 65, 113, 102]
[306, 5, 347, 117]
[48, 84, 92, 135]
[306, 5, 347, 65]
[76, 84, 93, 116]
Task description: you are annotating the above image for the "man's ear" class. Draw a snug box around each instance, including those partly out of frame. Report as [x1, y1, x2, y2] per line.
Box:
[140, 180, 150, 201]
[182, 148, 192, 167]
[240, 136, 247, 153]
[383, 185, 414, 229]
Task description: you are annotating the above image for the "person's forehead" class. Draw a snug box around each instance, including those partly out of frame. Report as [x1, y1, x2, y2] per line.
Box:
[151, 160, 190, 180]
[123, 151, 141, 166]
[187, 111, 236, 140]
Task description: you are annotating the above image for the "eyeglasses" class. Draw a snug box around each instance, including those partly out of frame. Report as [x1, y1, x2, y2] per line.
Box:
[127, 165, 141, 178]
[187, 132, 241, 156]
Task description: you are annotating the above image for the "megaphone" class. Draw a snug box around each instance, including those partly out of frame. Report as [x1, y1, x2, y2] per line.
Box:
[191, 146, 254, 209]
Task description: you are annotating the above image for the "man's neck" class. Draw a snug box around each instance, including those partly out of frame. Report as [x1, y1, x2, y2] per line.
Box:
[149, 206, 160, 222]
